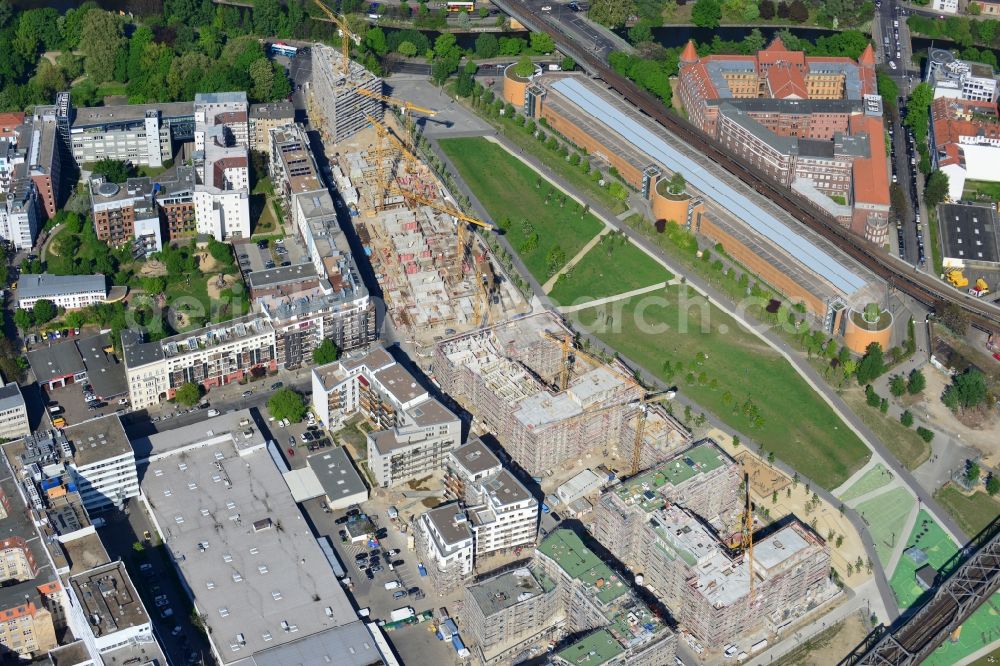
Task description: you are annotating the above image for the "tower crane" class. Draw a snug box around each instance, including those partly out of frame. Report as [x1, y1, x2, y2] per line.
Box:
[357, 89, 438, 116]
[311, 0, 355, 77]
[629, 388, 677, 476]
[736, 472, 755, 605]
[541, 331, 573, 392]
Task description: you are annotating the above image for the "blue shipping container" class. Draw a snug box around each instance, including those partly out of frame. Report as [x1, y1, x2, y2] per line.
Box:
[452, 634, 466, 652]
[418, 564, 427, 577]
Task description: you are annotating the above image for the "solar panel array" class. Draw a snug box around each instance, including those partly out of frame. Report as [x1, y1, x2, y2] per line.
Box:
[551, 77, 866, 296]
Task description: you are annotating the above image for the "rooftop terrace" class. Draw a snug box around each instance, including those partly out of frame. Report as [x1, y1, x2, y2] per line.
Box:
[538, 530, 628, 605]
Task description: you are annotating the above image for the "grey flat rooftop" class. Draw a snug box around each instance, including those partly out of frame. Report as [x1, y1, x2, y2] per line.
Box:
[939, 203, 1000, 265]
[0, 381, 25, 413]
[131, 408, 265, 461]
[246, 263, 318, 290]
[141, 433, 357, 662]
[69, 561, 150, 636]
[231, 621, 388, 666]
[424, 503, 472, 547]
[307, 447, 369, 503]
[450, 438, 501, 477]
[249, 102, 295, 120]
[405, 397, 456, 427]
[47, 640, 92, 666]
[17, 273, 106, 301]
[549, 77, 866, 296]
[72, 101, 194, 127]
[27, 340, 85, 382]
[64, 415, 131, 467]
[753, 523, 812, 571]
[75, 333, 127, 398]
[468, 567, 547, 617]
[479, 469, 533, 508]
[374, 363, 426, 405]
[709, 97, 862, 115]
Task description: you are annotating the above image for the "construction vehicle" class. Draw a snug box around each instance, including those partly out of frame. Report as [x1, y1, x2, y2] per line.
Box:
[970, 277, 990, 298]
[357, 89, 438, 117]
[945, 269, 969, 289]
[311, 0, 354, 76]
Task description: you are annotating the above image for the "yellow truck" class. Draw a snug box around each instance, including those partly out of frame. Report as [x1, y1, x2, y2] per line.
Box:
[945, 270, 969, 288]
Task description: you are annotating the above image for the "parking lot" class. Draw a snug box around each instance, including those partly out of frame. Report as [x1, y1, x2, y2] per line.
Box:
[235, 234, 310, 275]
[301, 497, 459, 665]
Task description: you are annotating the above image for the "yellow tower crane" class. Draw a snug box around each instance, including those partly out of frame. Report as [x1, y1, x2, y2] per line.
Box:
[628, 388, 677, 476]
[542, 331, 573, 392]
[311, 0, 354, 76]
[738, 472, 755, 605]
[357, 89, 438, 117]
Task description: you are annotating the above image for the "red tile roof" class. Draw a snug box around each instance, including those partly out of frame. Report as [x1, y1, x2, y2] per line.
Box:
[766, 63, 808, 99]
[850, 114, 890, 206]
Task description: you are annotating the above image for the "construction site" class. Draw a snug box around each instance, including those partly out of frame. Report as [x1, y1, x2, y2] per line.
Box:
[433, 312, 689, 479]
[308, 31, 525, 346]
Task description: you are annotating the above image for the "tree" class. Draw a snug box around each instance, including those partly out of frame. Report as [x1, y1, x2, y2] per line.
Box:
[32, 299, 57, 324]
[691, 0, 722, 27]
[588, 0, 636, 28]
[965, 460, 982, 486]
[942, 368, 988, 412]
[513, 54, 534, 78]
[268, 388, 308, 423]
[530, 31, 555, 54]
[249, 58, 275, 102]
[92, 159, 131, 184]
[668, 171, 685, 194]
[987, 475, 1000, 497]
[760, 0, 776, 18]
[855, 342, 886, 385]
[79, 10, 125, 83]
[312, 338, 339, 365]
[916, 427, 935, 443]
[475, 33, 499, 59]
[924, 170, 950, 207]
[398, 40, 418, 57]
[14, 309, 33, 331]
[174, 382, 202, 407]
[889, 374, 907, 397]
[907, 369, 925, 395]
[787, 0, 809, 21]
[900, 410, 914, 427]
[365, 26, 388, 56]
[935, 300, 968, 336]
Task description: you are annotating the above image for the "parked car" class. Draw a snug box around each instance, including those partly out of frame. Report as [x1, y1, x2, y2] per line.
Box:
[270, 381, 283, 390]
[288, 436, 295, 446]
[242, 390, 253, 397]
[337, 516, 351, 525]
[287, 447, 295, 457]
[207, 409, 220, 417]
[393, 590, 407, 599]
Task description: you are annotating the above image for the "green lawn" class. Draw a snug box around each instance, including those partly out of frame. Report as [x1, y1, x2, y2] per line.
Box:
[548, 233, 673, 306]
[935, 484, 1000, 537]
[856, 487, 915, 567]
[439, 137, 604, 281]
[963, 179, 1000, 202]
[890, 510, 958, 608]
[844, 392, 931, 470]
[570, 288, 870, 489]
[838, 463, 892, 503]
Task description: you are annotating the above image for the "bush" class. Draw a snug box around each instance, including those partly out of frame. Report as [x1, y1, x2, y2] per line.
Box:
[900, 410, 913, 427]
[916, 427, 935, 443]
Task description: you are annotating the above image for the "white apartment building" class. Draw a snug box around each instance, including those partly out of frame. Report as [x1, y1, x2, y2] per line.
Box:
[419, 503, 475, 577]
[16, 274, 107, 310]
[311, 347, 461, 487]
[193, 92, 251, 240]
[927, 48, 998, 102]
[1, 178, 40, 250]
[121, 315, 276, 409]
[63, 416, 139, 513]
[0, 381, 30, 440]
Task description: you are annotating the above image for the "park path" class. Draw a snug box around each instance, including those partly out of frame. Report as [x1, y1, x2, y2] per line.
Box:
[556, 280, 676, 314]
[541, 227, 610, 293]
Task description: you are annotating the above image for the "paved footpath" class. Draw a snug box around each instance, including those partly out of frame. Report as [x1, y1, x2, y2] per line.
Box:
[556, 280, 675, 314]
[542, 227, 610, 293]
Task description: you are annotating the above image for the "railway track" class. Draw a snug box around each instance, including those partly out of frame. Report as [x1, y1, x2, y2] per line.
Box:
[839, 515, 1000, 665]
[497, 0, 1000, 333]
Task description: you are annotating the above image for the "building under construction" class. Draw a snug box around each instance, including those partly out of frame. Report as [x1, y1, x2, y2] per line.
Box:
[434, 312, 650, 477]
[309, 44, 383, 142]
[326, 121, 523, 345]
[595, 485, 833, 646]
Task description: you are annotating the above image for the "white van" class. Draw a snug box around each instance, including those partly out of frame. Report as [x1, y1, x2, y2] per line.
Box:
[384, 580, 401, 590]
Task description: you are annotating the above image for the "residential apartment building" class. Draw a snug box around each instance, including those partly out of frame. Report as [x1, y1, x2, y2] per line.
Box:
[122, 314, 276, 409]
[68, 99, 194, 167]
[973, 0, 1000, 15]
[417, 502, 475, 589]
[535, 529, 677, 666]
[367, 398, 461, 488]
[89, 168, 198, 252]
[0, 601, 59, 658]
[63, 416, 139, 514]
[249, 101, 295, 151]
[28, 94, 70, 219]
[192, 92, 251, 240]
[677, 38, 890, 243]
[309, 45, 383, 143]
[0, 382, 30, 440]
[930, 96, 1000, 200]
[927, 48, 998, 102]
[0, 177, 40, 250]
[463, 566, 560, 665]
[435, 313, 644, 477]
[67, 562, 156, 654]
[16, 273, 107, 310]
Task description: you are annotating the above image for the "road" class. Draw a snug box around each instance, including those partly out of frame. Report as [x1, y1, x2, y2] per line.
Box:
[874, 0, 927, 269]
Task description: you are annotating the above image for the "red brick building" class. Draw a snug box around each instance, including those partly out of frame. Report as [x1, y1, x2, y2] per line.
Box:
[678, 38, 890, 243]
